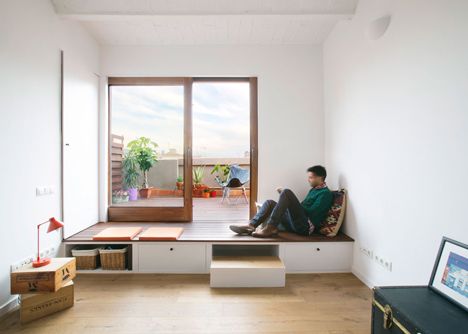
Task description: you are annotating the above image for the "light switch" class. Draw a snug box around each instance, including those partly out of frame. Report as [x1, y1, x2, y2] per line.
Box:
[36, 187, 44, 196]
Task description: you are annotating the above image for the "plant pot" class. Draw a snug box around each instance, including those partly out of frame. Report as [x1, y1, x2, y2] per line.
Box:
[139, 187, 153, 199]
[202, 192, 210, 198]
[112, 195, 129, 204]
[192, 184, 208, 197]
[210, 190, 217, 198]
[176, 181, 184, 190]
[128, 188, 138, 201]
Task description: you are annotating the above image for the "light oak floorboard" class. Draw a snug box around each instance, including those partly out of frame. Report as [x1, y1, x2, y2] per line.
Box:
[0, 273, 371, 334]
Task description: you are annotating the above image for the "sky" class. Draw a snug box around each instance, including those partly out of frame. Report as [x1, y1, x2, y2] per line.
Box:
[111, 82, 250, 158]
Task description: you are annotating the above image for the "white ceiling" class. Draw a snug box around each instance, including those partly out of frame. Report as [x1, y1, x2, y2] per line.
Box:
[51, 0, 358, 46]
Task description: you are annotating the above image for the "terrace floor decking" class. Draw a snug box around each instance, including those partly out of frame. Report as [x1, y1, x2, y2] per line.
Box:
[113, 196, 250, 221]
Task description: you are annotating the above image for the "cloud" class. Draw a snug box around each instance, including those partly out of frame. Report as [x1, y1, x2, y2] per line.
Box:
[111, 82, 250, 158]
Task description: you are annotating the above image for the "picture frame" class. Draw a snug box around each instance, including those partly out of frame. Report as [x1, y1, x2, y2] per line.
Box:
[429, 237, 468, 311]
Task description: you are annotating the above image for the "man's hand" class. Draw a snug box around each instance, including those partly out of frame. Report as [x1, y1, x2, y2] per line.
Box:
[276, 187, 283, 194]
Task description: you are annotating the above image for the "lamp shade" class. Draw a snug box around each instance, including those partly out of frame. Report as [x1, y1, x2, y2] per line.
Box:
[47, 217, 64, 233]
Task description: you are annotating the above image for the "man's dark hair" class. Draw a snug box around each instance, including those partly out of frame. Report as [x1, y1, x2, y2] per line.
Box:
[307, 165, 327, 180]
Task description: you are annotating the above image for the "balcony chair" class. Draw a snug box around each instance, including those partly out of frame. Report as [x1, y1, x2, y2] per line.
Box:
[215, 164, 250, 204]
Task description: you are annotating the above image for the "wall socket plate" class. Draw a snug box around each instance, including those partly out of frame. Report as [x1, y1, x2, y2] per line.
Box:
[374, 254, 392, 272]
[360, 246, 373, 259]
[10, 246, 56, 272]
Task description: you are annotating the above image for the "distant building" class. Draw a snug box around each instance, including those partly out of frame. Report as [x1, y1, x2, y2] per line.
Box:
[161, 148, 183, 159]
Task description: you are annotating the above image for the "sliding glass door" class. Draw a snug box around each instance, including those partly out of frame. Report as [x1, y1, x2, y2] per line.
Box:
[108, 78, 192, 221]
[107, 77, 257, 222]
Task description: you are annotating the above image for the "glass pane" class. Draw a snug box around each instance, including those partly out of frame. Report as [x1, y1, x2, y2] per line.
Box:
[110, 85, 184, 207]
[192, 82, 250, 220]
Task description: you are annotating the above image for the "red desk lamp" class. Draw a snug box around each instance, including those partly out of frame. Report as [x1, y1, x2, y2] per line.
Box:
[33, 217, 64, 268]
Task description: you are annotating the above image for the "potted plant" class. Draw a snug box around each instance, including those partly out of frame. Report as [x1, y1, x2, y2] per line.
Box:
[210, 189, 217, 197]
[210, 163, 230, 183]
[176, 176, 184, 190]
[192, 166, 207, 197]
[127, 137, 158, 199]
[122, 152, 140, 201]
[112, 190, 129, 203]
[202, 188, 211, 198]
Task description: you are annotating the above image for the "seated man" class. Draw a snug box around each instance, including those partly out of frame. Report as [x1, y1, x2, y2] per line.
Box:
[230, 165, 333, 238]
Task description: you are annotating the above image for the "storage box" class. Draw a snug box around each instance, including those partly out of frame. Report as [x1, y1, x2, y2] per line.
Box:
[99, 245, 128, 270]
[71, 245, 103, 270]
[20, 281, 74, 324]
[372, 286, 468, 333]
[11, 258, 76, 294]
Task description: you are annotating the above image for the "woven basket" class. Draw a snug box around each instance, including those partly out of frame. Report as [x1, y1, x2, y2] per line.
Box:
[99, 246, 128, 270]
[71, 246, 103, 270]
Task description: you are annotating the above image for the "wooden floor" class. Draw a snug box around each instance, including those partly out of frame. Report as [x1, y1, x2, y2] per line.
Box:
[65, 221, 354, 243]
[0, 273, 372, 333]
[114, 197, 249, 221]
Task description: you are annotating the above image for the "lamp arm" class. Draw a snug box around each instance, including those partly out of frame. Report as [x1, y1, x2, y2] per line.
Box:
[36, 220, 48, 262]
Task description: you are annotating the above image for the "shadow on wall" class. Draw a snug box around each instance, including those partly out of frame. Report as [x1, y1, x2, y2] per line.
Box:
[338, 173, 380, 285]
[337, 174, 355, 237]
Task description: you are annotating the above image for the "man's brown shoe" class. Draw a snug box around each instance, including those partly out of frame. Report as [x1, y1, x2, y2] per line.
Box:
[229, 224, 256, 235]
[252, 224, 278, 238]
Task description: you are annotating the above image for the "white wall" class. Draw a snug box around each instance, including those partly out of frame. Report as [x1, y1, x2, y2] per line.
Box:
[324, 0, 468, 287]
[0, 0, 99, 311]
[101, 45, 324, 202]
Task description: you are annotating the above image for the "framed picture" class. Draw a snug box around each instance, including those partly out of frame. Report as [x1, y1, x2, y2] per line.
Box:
[429, 237, 468, 311]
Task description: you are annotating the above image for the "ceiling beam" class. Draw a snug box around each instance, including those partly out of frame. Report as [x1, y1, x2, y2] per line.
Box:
[51, 0, 358, 18]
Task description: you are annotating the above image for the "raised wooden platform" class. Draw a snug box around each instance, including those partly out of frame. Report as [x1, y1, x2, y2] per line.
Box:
[64, 221, 354, 243]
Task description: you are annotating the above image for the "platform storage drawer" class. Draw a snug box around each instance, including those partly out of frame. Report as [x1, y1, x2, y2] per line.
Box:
[138, 243, 206, 273]
[372, 286, 468, 334]
[11, 258, 76, 294]
[20, 281, 74, 323]
[280, 242, 352, 272]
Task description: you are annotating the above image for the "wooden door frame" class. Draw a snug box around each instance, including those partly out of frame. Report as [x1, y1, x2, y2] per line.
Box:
[107, 77, 192, 221]
[106, 76, 257, 221]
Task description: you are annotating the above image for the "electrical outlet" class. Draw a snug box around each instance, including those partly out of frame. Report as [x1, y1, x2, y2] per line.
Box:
[36, 185, 55, 196]
[360, 247, 373, 259]
[10, 246, 56, 271]
[374, 254, 392, 272]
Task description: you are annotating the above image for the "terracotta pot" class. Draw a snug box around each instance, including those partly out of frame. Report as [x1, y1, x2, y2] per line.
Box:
[192, 189, 203, 197]
[139, 187, 153, 199]
[176, 182, 184, 190]
[202, 192, 210, 198]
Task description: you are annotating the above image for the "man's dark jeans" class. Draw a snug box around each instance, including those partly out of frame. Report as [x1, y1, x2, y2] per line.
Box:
[251, 189, 310, 235]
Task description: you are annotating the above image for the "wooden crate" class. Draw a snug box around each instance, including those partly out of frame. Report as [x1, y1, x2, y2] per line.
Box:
[11, 258, 76, 294]
[20, 281, 74, 324]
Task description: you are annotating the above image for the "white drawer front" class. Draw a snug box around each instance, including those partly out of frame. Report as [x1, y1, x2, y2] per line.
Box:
[280, 242, 353, 273]
[138, 243, 206, 273]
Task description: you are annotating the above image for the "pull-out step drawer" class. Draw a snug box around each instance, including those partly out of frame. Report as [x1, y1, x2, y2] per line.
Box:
[210, 256, 285, 288]
[138, 243, 206, 273]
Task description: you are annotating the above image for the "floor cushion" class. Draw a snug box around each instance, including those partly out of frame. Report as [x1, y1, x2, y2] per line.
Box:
[92, 227, 143, 241]
[138, 227, 184, 240]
